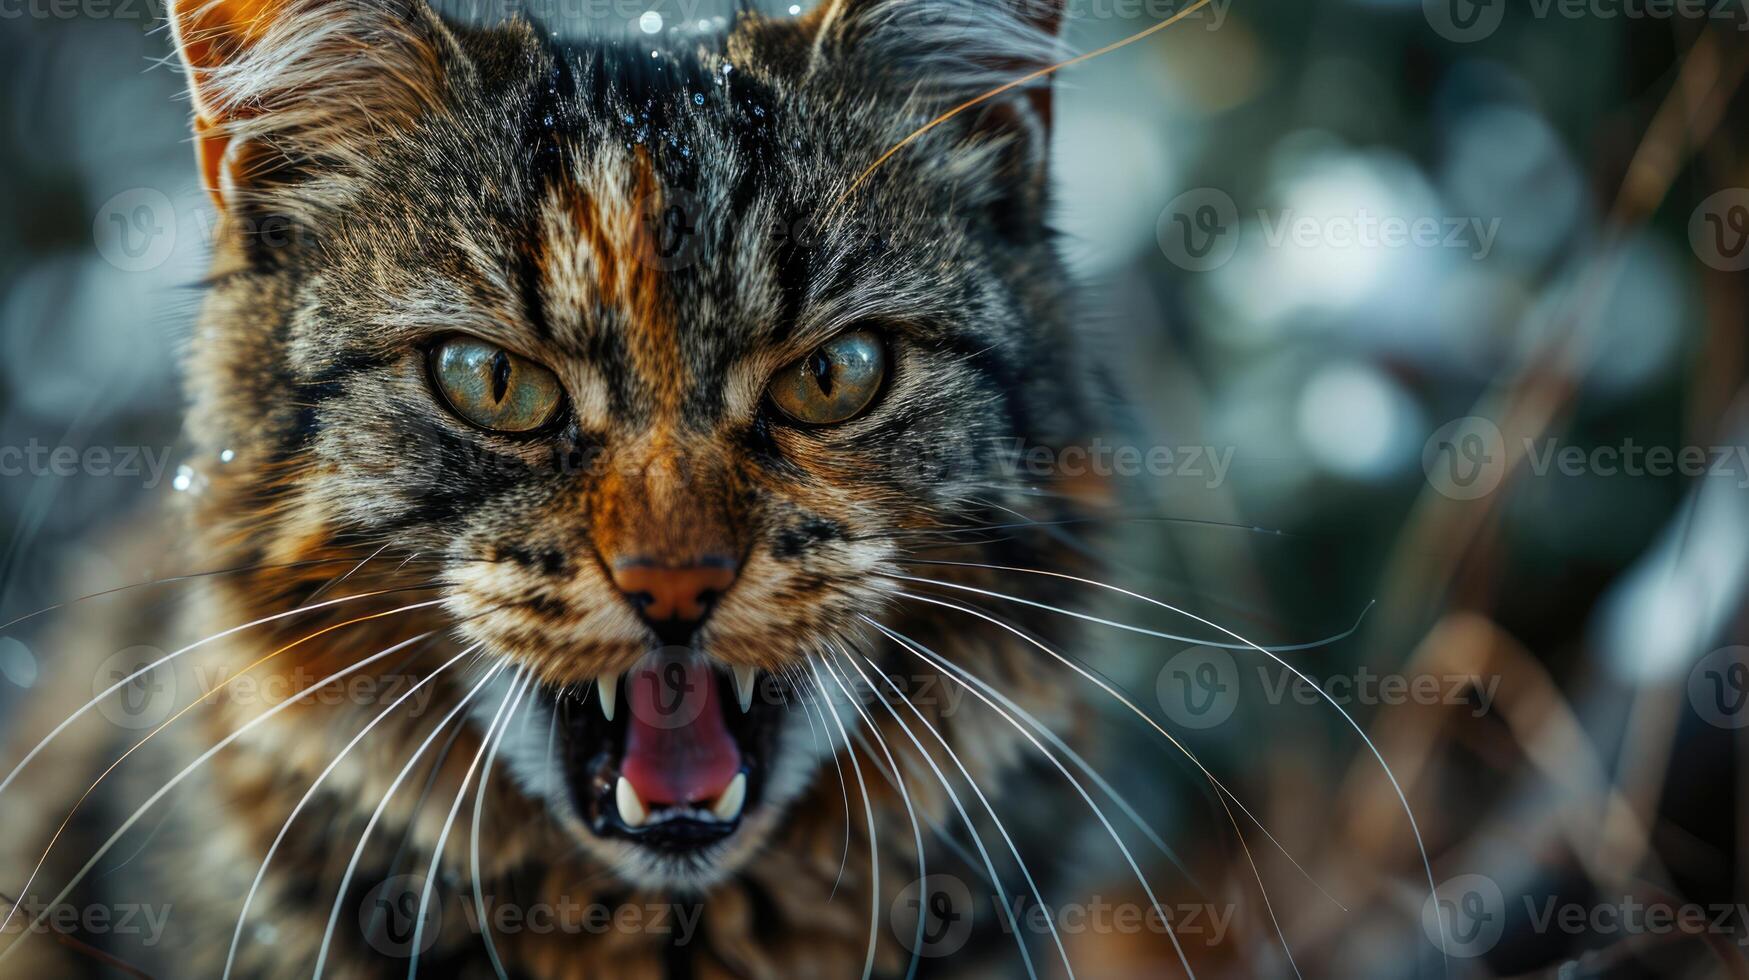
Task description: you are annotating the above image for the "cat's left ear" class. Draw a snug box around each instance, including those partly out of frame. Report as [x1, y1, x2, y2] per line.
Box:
[798, 0, 1067, 234]
[166, 0, 452, 213]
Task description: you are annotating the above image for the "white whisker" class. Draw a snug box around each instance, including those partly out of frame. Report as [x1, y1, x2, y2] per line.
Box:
[794, 666, 854, 901]
[804, 661, 881, 980]
[819, 651, 929, 980]
[907, 562, 1437, 950]
[0, 629, 453, 965]
[0, 597, 451, 935]
[471, 674, 528, 980]
[311, 658, 512, 978]
[221, 642, 481, 979]
[0, 588, 440, 804]
[894, 571, 1370, 653]
[408, 668, 530, 977]
[835, 649, 1051, 980]
[888, 593, 1345, 912]
[865, 617, 1198, 979]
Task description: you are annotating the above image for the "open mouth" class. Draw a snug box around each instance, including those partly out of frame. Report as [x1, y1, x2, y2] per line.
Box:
[551, 651, 784, 856]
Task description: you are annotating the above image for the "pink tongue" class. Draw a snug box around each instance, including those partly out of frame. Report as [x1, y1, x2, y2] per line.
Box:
[620, 660, 742, 807]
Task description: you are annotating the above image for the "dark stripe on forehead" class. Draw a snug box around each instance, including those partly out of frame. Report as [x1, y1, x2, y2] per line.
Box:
[515, 249, 553, 342]
[524, 25, 578, 190]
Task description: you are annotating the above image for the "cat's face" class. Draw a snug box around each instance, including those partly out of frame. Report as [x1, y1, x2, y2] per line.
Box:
[173, 0, 1081, 889]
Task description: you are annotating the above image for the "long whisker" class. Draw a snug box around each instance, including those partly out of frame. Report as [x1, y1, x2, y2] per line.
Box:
[311, 658, 513, 978]
[1, 597, 449, 935]
[408, 668, 531, 978]
[221, 642, 482, 979]
[0, 553, 440, 632]
[804, 662, 881, 980]
[795, 667, 855, 901]
[865, 618, 1198, 980]
[835, 649, 1051, 980]
[883, 596, 1342, 913]
[894, 572, 1371, 653]
[303, 542, 391, 605]
[874, 615, 1192, 881]
[818, 652, 928, 980]
[904, 563, 1441, 952]
[0, 627, 461, 965]
[471, 676, 532, 980]
[0, 584, 441, 802]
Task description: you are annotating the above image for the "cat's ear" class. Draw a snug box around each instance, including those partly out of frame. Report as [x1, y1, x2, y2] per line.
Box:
[792, 0, 1066, 237]
[805, 0, 1065, 127]
[166, 0, 451, 213]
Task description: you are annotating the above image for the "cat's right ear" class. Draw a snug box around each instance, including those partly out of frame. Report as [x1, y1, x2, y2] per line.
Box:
[166, 0, 451, 213]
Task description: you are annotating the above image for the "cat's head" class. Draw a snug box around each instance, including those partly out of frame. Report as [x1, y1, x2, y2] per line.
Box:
[170, 0, 1092, 889]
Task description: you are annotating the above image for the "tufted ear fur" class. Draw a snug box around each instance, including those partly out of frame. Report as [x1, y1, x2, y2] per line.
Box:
[806, 0, 1064, 124]
[166, 0, 454, 214]
[803, 0, 1066, 240]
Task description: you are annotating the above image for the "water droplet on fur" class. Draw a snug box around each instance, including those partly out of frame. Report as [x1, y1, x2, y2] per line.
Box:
[172, 465, 195, 492]
[693, 93, 704, 106]
[218, 448, 235, 463]
[753, 106, 765, 118]
[623, 113, 635, 125]
[542, 114, 554, 127]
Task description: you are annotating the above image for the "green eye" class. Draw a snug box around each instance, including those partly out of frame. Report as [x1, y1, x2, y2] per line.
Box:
[768, 329, 888, 426]
[429, 337, 562, 433]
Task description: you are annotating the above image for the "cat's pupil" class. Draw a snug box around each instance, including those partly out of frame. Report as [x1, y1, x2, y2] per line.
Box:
[490, 350, 512, 403]
[807, 350, 834, 397]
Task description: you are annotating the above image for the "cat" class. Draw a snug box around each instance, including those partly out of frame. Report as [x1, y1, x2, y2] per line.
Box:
[0, 0, 1122, 976]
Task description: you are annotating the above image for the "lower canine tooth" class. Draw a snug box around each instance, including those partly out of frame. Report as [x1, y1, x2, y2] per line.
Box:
[711, 772, 747, 821]
[615, 776, 647, 827]
[599, 671, 619, 721]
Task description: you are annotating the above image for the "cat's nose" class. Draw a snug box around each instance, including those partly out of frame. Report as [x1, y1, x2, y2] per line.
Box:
[609, 557, 739, 645]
